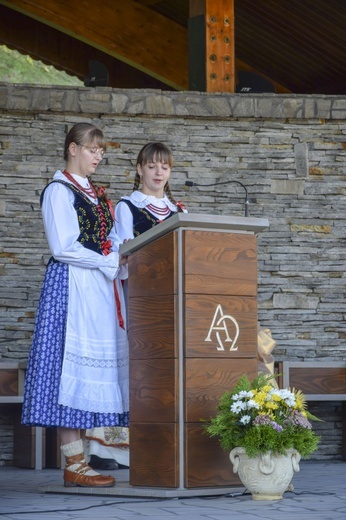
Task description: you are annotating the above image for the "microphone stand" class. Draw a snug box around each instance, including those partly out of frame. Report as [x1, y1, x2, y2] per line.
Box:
[185, 180, 249, 217]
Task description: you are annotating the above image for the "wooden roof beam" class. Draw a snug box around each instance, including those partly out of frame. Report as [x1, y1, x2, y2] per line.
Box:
[0, 4, 173, 89]
[0, 0, 189, 90]
[0, 0, 291, 92]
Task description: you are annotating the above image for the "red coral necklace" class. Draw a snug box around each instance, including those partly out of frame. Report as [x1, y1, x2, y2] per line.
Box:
[62, 170, 97, 200]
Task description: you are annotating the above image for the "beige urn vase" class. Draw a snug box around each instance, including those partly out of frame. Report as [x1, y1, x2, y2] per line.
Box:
[230, 447, 301, 500]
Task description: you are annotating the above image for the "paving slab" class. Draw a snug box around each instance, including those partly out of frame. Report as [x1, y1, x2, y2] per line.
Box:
[0, 460, 345, 520]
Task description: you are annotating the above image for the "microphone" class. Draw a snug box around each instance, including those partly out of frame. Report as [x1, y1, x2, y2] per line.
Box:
[184, 179, 250, 217]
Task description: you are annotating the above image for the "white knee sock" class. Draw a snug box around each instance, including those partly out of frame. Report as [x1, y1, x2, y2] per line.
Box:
[61, 439, 99, 476]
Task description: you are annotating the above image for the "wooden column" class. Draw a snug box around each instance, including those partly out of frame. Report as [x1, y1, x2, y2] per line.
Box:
[189, 0, 235, 92]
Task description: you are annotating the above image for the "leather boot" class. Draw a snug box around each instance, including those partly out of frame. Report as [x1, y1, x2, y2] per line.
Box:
[61, 440, 116, 488]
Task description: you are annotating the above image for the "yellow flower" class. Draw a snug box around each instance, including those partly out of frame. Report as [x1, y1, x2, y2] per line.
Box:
[254, 391, 267, 405]
[292, 388, 307, 411]
[262, 385, 272, 393]
[265, 401, 279, 410]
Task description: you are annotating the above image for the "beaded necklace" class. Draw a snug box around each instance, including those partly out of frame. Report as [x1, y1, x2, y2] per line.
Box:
[62, 170, 97, 200]
[146, 203, 171, 217]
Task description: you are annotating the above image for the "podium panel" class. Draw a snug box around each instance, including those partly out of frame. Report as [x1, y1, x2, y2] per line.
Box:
[130, 358, 178, 423]
[130, 422, 179, 488]
[183, 230, 257, 296]
[122, 214, 269, 489]
[185, 425, 240, 487]
[184, 294, 257, 358]
[128, 294, 178, 359]
[127, 231, 177, 297]
[185, 357, 258, 422]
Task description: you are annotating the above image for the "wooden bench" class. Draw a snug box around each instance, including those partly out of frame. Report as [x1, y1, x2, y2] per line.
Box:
[0, 361, 26, 403]
[0, 361, 45, 469]
[277, 361, 346, 460]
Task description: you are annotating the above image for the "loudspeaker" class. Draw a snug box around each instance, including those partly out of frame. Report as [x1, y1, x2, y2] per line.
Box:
[84, 60, 109, 87]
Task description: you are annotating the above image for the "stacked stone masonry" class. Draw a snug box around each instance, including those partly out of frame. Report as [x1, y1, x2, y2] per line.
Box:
[0, 84, 346, 464]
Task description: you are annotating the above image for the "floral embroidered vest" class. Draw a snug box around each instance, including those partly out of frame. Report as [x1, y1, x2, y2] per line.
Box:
[117, 199, 175, 237]
[41, 180, 113, 255]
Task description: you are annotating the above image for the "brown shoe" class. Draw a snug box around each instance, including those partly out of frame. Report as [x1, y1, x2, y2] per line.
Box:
[63, 452, 116, 488]
[64, 468, 116, 488]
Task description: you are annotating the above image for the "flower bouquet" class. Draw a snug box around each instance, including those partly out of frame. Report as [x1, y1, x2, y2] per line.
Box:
[205, 373, 320, 458]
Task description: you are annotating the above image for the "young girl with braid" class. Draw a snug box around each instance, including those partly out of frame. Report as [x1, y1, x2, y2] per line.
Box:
[86, 142, 186, 469]
[116, 141, 187, 240]
[21, 123, 129, 488]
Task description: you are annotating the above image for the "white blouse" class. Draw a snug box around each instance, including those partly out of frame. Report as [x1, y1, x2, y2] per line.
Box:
[115, 190, 182, 241]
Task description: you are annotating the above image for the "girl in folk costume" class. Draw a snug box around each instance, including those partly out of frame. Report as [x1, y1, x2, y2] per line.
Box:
[116, 141, 187, 239]
[21, 123, 129, 488]
[86, 141, 186, 467]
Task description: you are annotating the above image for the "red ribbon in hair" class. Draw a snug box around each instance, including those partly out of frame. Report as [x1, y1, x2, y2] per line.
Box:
[176, 201, 187, 212]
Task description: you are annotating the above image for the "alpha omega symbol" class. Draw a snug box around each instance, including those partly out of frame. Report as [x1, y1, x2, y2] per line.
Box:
[204, 304, 240, 351]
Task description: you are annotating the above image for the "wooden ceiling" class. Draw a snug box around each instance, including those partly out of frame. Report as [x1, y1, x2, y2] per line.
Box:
[0, 0, 345, 94]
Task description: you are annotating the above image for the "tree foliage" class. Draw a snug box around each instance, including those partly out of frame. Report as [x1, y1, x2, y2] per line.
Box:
[0, 45, 83, 86]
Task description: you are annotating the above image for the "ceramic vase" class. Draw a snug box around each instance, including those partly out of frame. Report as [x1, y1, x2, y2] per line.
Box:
[230, 447, 301, 500]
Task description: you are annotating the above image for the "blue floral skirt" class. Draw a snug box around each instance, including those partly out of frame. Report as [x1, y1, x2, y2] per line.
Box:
[21, 258, 129, 429]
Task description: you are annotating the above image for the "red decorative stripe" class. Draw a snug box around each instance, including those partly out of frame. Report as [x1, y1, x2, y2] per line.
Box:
[62, 170, 97, 199]
[113, 283, 125, 330]
[95, 204, 125, 329]
[147, 203, 171, 216]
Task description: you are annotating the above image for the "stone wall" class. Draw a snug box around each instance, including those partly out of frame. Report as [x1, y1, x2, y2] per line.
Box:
[0, 84, 346, 464]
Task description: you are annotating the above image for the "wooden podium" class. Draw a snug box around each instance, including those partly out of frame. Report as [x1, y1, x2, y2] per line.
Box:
[120, 213, 269, 490]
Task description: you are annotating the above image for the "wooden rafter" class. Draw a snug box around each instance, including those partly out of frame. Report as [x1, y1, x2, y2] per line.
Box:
[0, 4, 173, 89]
[0, 0, 189, 90]
[0, 0, 292, 93]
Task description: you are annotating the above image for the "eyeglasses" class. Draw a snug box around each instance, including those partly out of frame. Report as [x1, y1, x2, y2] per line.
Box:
[82, 146, 105, 158]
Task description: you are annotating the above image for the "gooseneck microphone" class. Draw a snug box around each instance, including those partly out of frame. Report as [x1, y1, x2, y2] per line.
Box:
[184, 179, 249, 217]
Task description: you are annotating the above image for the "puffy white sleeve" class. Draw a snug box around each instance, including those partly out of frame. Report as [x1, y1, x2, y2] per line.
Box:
[115, 201, 135, 241]
[106, 223, 128, 280]
[41, 182, 121, 279]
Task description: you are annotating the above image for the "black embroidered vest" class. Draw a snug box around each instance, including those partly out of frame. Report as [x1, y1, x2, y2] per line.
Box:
[117, 199, 175, 237]
[41, 180, 113, 255]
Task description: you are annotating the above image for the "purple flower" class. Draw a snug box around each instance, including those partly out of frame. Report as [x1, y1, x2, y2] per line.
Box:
[253, 414, 283, 432]
[284, 411, 312, 429]
[253, 415, 272, 426]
